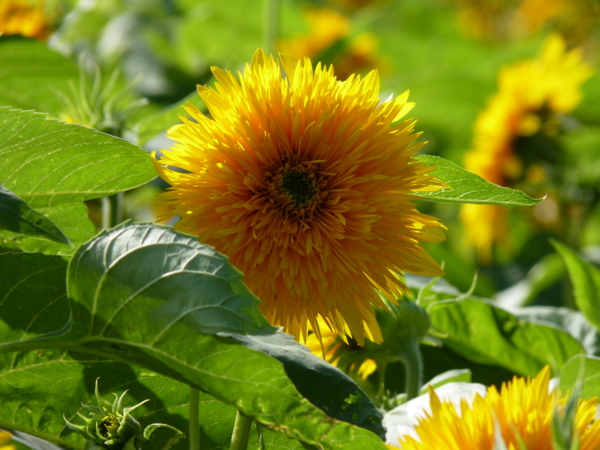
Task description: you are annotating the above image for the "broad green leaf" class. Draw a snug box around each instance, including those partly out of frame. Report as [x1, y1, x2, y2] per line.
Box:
[0, 107, 156, 208]
[224, 331, 385, 438]
[0, 203, 97, 255]
[0, 37, 79, 115]
[131, 89, 207, 146]
[0, 185, 70, 245]
[420, 369, 472, 394]
[414, 155, 544, 206]
[429, 298, 584, 376]
[552, 240, 600, 332]
[0, 224, 385, 449]
[558, 355, 600, 400]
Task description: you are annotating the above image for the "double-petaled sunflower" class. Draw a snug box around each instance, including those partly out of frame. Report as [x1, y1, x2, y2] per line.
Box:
[0, 0, 51, 40]
[460, 34, 592, 263]
[153, 50, 446, 344]
[389, 366, 600, 449]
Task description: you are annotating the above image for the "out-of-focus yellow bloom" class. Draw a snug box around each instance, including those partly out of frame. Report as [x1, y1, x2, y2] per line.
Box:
[461, 34, 593, 262]
[301, 317, 377, 379]
[390, 366, 600, 449]
[278, 8, 385, 80]
[154, 49, 446, 345]
[0, 0, 51, 40]
[0, 430, 15, 450]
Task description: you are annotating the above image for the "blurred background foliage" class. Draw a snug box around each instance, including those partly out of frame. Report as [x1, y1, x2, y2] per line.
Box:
[3, 0, 600, 395]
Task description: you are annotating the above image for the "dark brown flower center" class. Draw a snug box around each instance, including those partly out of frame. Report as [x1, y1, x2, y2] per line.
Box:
[281, 168, 316, 206]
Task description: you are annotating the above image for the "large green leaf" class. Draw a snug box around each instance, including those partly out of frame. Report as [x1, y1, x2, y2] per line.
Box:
[414, 155, 544, 206]
[0, 224, 386, 449]
[0, 37, 79, 115]
[0, 185, 69, 245]
[429, 298, 585, 376]
[0, 108, 156, 208]
[558, 355, 600, 400]
[552, 240, 600, 332]
[0, 203, 96, 256]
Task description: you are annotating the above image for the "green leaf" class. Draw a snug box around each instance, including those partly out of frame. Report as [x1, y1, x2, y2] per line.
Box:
[552, 240, 600, 333]
[0, 37, 79, 115]
[0, 203, 97, 255]
[0, 224, 385, 448]
[131, 89, 207, 146]
[224, 331, 385, 438]
[0, 107, 156, 208]
[429, 298, 585, 376]
[558, 355, 600, 400]
[414, 155, 544, 206]
[0, 185, 70, 245]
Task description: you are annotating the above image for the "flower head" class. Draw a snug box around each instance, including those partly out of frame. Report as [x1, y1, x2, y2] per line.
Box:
[391, 366, 600, 449]
[460, 34, 593, 262]
[154, 49, 446, 345]
[0, 431, 15, 450]
[0, 0, 51, 40]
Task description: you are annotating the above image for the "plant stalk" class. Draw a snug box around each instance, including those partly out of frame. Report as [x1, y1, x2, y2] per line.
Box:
[400, 342, 423, 401]
[263, 0, 279, 54]
[189, 387, 200, 450]
[230, 411, 252, 450]
[102, 192, 123, 229]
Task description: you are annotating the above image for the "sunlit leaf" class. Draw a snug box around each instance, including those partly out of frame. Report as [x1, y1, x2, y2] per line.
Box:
[552, 240, 600, 333]
[415, 155, 544, 206]
[0, 108, 156, 208]
[559, 355, 600, 400]
[0, 185, 70, 245]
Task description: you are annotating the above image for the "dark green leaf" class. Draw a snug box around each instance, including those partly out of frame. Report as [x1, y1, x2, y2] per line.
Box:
[552, 240, 600, 332]
[0, 37, 79, 115]
[0, 107, 156, 208]
[415, 155, 544, 206]
[429, 298, 585, 375]
[0, 185, 69, 244]
[0, 203, 97, 255]
[223, 331, 385, 438]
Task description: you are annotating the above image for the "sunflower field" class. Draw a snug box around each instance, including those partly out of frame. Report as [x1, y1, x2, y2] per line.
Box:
[2, 0, 600, 449]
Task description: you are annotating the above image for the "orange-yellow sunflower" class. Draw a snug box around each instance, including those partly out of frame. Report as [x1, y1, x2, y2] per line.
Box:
[0, 431, 15, 450]
[0, 0, 51, 40]
[460, 34, 593, 262]
[153, 50, 446, 345]
[390, 366, 600, 449]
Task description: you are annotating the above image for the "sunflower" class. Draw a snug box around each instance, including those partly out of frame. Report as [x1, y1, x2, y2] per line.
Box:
[153, 50, 446, 344]
[0, 0, 51, 40]
[460, 34, 593, 262]
[389, 366, 600, 449]
[0, 430, 15, 450]
[278, 8, 385, 80]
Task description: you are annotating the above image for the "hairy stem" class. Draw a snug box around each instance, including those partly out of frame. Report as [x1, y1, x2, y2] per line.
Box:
[189, 387, 200, 450]
[230, 411, 252, 450]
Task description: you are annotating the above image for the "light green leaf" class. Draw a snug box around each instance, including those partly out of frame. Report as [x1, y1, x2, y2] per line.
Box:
[429, 298, 585, 376]
[558, 355, 600, 400]
[0, 185, 70, 245]
[414, 155, 544, 206]
[0, 36, 79, 115]
[0, 202, 97, 255]
[552, 240, 600, 333]
[131, 89, 207, 146]
[0, 107, 156, 208]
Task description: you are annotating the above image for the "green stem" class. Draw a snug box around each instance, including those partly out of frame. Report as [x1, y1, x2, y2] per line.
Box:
[101, 193, 123, 229]
[263, 0, 279, 54]
[400, 343, 423, 401]
[230, 411, 252, 450]
[189, 387, 200, 450]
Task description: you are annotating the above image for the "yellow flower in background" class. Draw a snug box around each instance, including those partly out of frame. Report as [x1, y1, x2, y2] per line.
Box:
[0, 0, 51, 40]
[301, 317, 377, 379]
[0, 430, 15, 450]
[278, 8, 385, 80]
[393, 366, 600, 449]
[154, 50, 446, 345]
[460, 34, 593, 262]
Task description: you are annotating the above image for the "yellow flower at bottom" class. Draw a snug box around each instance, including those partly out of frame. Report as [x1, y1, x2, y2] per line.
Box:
[0, 430, 15, 450]
[154, 50, 446, 345]
[394, 366, 600, 450]
[0, 0, 51, 40]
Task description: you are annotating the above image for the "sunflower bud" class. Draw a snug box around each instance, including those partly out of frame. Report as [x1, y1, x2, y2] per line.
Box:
[65, 379, 183, 450]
